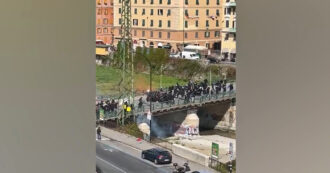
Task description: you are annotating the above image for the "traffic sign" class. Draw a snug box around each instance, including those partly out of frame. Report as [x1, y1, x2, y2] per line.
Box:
[211, 142, 219, 158]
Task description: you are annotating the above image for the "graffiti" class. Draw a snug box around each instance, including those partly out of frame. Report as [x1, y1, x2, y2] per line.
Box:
[175, 125, 199, 137]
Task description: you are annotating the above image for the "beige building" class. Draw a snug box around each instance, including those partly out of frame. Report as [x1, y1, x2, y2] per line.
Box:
[113, 0, 222, 52]
[220, 0, 236, 60]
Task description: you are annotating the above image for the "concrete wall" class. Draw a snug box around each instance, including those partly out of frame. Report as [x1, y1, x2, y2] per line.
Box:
[198, 100, 236, 130]
[172, 144, 210, 166]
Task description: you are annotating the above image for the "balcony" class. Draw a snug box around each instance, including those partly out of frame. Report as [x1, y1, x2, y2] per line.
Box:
[225, 2, 236, 7]
[222, 28, 236, 33]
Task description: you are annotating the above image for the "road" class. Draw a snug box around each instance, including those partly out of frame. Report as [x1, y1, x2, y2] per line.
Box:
[96, 138, 174, 173]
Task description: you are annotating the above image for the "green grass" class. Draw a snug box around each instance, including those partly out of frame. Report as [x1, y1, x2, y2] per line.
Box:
[96, 65, 187, 96]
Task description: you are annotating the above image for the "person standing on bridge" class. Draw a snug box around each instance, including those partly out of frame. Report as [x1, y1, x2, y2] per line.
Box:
[96, 126, 101, 140]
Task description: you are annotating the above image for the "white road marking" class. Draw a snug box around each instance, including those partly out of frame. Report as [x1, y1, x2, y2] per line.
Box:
[96, 156, 127, 173]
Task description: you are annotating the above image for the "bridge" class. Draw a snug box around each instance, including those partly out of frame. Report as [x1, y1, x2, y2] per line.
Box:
[96, 90, 235, 120]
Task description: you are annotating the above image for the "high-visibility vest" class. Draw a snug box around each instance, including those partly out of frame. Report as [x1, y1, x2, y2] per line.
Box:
[127, 106, 131, 112]
[123, 105, 127, 109]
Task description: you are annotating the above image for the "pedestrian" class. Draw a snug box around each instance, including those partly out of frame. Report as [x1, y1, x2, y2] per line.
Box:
[97, 126, 101, 140]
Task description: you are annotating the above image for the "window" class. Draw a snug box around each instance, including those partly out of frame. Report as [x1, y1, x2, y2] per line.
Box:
[233, 8, 236, 15]
[217, 0, 220, 5]
[204, 31, 210, 38]
[185, 21, 188, 28]
[119, 8, 121, 14]
[142, 19, 145, 26]
[103, 28, 108, 33]
[97, 0, 101, 5]
[97, 19, 101, 25]
[142, 30, 145, 37]
[150, 9, 154, 15]
[150, 20, 154, 26]
[195, 32, 198, 38]
[228, 8, 232, 15]
[119, 19, 122, 24]
[159, 32, 162, 38]
[184, 32, 188, 38]
[233, 34, 236, 41]
[150, 31, 153, 37]
[104, 9, 108, 15]
[185, 0, 188, 5]
[103, 19, 108, 24]
[195, 21, 198, 27]
[206, 0, 209, 5]
[216, 20, 219, 27]
[159, 20, 162, 27]
[119, 0, 121, 3]
[167, 20, 171, 27]
[167, 32, 171, 39]
[134, 8, 137, 14]
[167, 0, 171, 5]
[206, 43, 210, 49]
[134, 30, 137, 36]
[206, 9, 209, 16]
[226, 20, 229, 28]
[97, 9, 102, 15]
[151, 0, 154, 4]
[233, 21, 236, 28]
[143, 0, 145, 3]
[206, 20, 209, 27]
[195, 10, 198, 16]
[225, 33, 229, 40]
[226, 0, 230, 2]
[97, 28, 102, 33]
[134, 0, 137, 4]
[167, 9, 171, 16]
[158, 9, 163, 15]
[133, 19, 139, 26]
[196, 0, 199, 5]
[215, 31, 220, 37]
[159, 0, 162, 4]
[142, 9, 145, 15]
[216, 9, 219, 16]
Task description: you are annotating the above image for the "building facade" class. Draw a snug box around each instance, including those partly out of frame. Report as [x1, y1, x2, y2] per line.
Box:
[113, 0, 222, 52]
[220, 0, 236, 60]
[96, 0, 114, 45]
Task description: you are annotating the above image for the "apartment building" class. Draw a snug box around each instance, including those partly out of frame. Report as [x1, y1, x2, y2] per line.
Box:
[113, 0, 222, 52]
[220, 0, 236, 60]
[96, 0, 114, 45]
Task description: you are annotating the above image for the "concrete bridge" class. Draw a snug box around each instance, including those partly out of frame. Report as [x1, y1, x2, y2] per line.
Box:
[97, 91, 236, 138]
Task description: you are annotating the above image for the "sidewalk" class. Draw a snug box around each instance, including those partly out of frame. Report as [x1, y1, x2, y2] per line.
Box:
[100, 126, 218, 173]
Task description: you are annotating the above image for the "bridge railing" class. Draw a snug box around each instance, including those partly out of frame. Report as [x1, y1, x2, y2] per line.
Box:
[133, 90, 236, 114]
[96, 91, 236, 120]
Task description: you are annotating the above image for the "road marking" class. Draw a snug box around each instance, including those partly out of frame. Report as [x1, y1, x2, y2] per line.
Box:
[96, 156, 127, 173]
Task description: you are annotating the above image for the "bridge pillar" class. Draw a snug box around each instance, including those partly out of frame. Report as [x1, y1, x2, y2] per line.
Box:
[174, 109, 200, 137]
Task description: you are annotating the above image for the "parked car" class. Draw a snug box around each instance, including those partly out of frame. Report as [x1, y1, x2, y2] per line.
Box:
[180, 51, 200, 60]
[206, 55, 219, 64]
[169, 52, 181, 58]
[141, 148, 172, 164]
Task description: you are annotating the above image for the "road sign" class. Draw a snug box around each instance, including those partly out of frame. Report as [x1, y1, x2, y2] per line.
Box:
[211, 142, 219, 158]
[147, 111, 151, 120]
[229, 142, 234, 161]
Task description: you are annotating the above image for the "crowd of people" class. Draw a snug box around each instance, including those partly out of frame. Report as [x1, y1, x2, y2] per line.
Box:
[146, 79, 235, 103]
[96, 79, 235, 119]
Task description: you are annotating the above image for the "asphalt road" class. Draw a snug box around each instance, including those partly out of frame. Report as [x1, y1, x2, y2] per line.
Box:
[96, 140, 174, 173]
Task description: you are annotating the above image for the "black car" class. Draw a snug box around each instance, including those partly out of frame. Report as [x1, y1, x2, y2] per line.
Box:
[141, 148, 172, 164]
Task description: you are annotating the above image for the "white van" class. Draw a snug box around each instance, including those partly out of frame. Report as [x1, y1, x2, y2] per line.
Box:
[180, 51, 200, 60]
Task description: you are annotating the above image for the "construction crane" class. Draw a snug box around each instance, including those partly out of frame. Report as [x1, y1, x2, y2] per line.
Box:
[117, 0, 134, 125]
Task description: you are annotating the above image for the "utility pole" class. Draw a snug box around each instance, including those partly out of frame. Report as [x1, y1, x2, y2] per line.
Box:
[117, 0, 134, 125]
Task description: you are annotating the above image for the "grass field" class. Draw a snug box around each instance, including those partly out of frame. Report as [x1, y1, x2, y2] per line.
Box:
[96, 65, 187, 96]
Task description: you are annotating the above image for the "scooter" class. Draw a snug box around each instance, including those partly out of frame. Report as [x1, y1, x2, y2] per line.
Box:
[173, 162, 201, 173]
